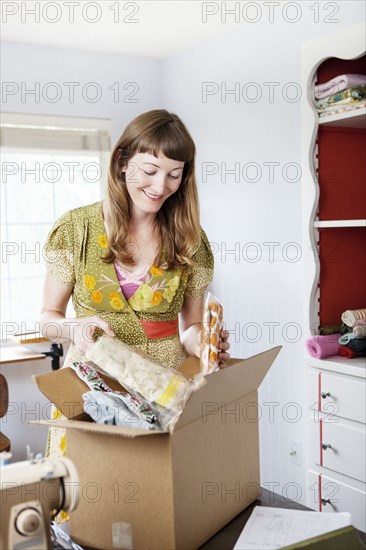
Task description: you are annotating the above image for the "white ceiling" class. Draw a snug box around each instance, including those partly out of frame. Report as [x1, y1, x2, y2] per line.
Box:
[1, 1, 240, 59]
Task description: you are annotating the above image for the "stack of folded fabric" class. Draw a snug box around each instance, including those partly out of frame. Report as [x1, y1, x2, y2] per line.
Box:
[306, 308, 366, 360]
[338, 309, 366, 358]
[314, 74, 366, 118]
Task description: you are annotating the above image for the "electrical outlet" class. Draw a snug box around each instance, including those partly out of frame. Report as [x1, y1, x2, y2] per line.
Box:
[289, 440, 302, 466]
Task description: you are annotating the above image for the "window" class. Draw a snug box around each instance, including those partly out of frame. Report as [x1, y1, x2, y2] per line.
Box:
[1, 113, 111, 343]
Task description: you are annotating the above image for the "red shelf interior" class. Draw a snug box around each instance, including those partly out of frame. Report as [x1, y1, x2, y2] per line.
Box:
[317, 55, 366, 328]
[319, 227, 366, 326]
[317, 126, 366, 220]
[317, 56, 366, 84]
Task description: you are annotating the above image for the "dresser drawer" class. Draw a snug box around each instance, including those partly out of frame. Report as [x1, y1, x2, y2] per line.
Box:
[308, 470, 366, 532]
[310, 370, 366, 424]
[310, 418, 366, 482]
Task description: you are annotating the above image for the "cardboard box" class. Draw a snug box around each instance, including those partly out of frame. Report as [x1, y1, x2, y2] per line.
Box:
[33, 346, 281, 550]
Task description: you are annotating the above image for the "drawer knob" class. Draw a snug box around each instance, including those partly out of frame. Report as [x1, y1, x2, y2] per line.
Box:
[321, 391, 331, 399]
[322, 443, 332, 450]
[321, 498, 332, 506]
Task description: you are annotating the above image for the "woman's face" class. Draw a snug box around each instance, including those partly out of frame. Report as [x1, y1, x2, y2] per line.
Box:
[122, 151, 185, 215]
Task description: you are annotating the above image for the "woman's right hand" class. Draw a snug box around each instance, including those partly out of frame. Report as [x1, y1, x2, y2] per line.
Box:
[71, 316, 115, 355]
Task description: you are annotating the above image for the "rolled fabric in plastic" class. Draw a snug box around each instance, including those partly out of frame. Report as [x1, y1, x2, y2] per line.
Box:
[338, 333, 357, 345]
[305, 334, 341, 359]
[341, 308, 366, 328]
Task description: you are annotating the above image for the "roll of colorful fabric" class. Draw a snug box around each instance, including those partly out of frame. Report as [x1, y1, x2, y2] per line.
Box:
[341, 309, 366, 328]
[305, 334, 341, 359]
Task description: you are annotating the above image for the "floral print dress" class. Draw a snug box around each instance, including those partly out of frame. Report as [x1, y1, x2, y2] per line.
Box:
[42, 200, 214, 522]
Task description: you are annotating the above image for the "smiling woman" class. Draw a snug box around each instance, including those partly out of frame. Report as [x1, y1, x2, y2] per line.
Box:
[39, 109, 230, 524]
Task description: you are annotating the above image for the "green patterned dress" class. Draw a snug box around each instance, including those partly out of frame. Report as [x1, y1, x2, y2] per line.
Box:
[43, 200, 214, 520]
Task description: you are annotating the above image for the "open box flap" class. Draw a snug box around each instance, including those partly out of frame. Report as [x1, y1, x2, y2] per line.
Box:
[33, 367, 127, 420]
[175, 345, 282, 430]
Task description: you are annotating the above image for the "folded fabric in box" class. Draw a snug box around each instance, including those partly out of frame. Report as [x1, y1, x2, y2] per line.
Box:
[82, 391, 155, 430]
[71, 361, 157, 425]
[86, 336, 196, 431]
[305, 334, 340, 359]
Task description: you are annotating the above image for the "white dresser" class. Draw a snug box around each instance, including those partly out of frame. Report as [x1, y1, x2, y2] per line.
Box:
[301, 23, 366, 532]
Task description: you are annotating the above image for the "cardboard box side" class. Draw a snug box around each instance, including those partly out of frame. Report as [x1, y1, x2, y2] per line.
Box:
[68, 429, 176, 550]
[172, 390, 261, 549]
[30, 419, 164, 439]
[175, 345, 282, 430]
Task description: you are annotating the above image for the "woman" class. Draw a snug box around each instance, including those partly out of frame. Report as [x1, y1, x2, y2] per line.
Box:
[40, 109, 230, 493]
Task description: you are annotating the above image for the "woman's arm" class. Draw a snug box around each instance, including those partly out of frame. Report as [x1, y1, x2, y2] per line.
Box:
[40, 270, 115, 354]
[179, 294, 230, 366]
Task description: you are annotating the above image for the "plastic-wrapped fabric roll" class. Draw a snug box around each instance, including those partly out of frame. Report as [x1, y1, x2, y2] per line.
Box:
[305, 334, 341, 359]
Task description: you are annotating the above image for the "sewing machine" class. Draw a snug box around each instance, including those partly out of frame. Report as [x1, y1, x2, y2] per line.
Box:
[0, 455, 80, 550]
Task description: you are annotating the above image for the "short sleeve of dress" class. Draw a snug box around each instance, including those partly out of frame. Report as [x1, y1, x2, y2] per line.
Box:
[184, 227, 214, 299]
[43, 210, 75, 285]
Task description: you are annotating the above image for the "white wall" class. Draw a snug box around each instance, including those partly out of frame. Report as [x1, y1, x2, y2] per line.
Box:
[1, 1, 364, 497]
[162, 2, 364, 504]
[1, 41, 163, 144]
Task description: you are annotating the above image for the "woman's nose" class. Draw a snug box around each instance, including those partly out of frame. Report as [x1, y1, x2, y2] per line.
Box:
[151, 174, 167, 194]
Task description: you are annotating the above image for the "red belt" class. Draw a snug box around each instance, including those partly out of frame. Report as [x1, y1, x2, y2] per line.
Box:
[140, 318, 178, 339]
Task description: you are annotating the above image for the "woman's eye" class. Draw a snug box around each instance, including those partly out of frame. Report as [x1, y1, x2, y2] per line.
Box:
[169, 175, 180, 180]
[143, 171, 155, 176]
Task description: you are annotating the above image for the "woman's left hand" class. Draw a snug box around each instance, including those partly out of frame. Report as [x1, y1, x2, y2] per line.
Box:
[218, 329, 230, 368]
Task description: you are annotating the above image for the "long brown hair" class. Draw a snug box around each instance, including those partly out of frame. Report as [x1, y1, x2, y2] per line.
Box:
[103, 109, 201, 270]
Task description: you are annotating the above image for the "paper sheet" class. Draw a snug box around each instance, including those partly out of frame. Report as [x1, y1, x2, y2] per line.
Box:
[233, 506, 351, 549]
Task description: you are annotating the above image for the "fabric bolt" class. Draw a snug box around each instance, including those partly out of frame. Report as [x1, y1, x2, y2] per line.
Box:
[338, 333, 357, 345]
[347, 338, 366, 355]
[354, 325, 366, 338]
[305, 334, 341, 359]
[315, 74, 366, 99]
[82, 391, 155, 430]
[319, 325, 342, 336]
[341, 308, 366, 328]
[355, 319, 366, 327]
[338, 345, 360, 359]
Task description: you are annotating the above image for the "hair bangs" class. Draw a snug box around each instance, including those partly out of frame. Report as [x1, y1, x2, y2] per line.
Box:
[136, 123, 195, 163]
